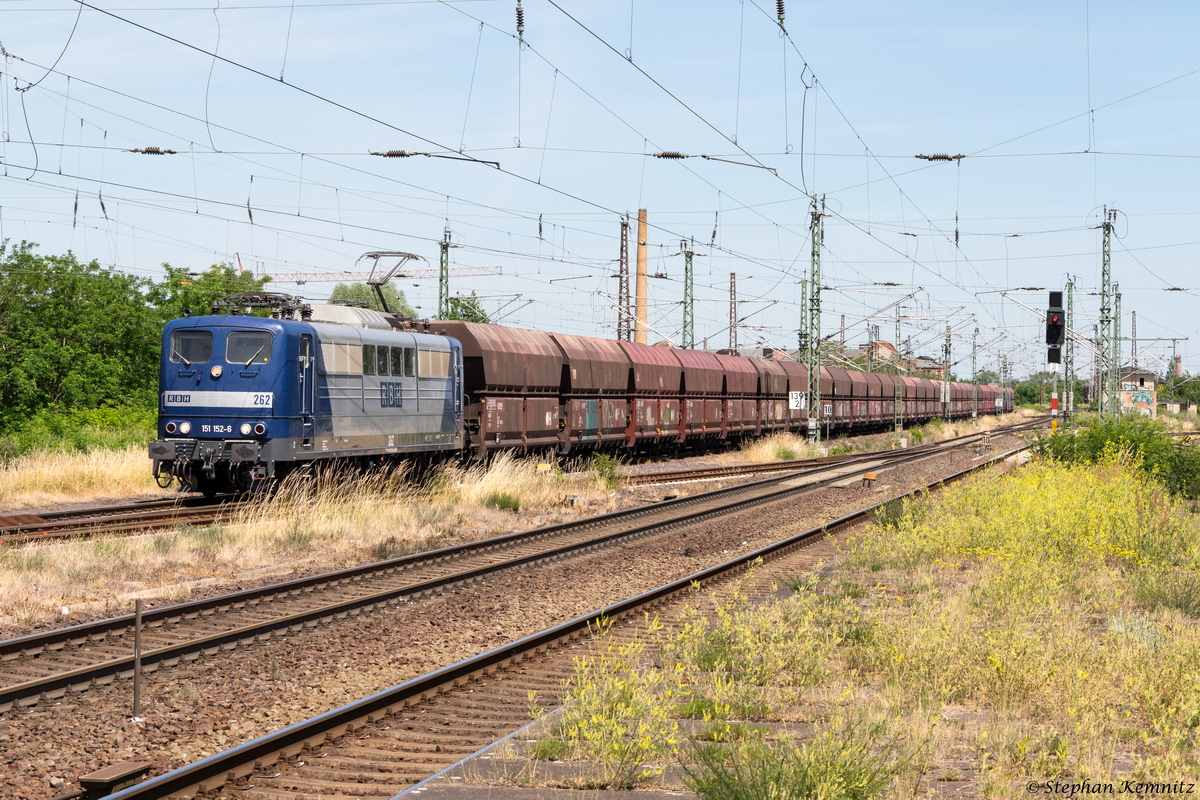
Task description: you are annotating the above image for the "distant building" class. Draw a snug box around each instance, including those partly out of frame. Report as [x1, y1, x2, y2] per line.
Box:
[912, 355, 945, 378]
[1120, 366, 1157, 417]
[858, 340, 900, 364]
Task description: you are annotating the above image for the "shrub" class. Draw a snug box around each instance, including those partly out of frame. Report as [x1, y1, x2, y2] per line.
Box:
[0, 405, 155, 462]
[529, 739, 571, 761]
[592, 453, 622, 491]
[683, 720, 908, 800]
[1034, 415, 1200, 498]
[1131, 568, 1200, 617]
[774, 445, 798, 461]
[483, 491, 521, 512]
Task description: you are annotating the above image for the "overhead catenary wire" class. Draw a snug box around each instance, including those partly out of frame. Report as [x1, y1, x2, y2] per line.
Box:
[7, 4, 1190, 362]
[34, 7, 815, 285]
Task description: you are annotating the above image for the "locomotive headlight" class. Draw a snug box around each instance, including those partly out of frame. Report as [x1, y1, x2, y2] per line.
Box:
[210, 365, 223, 378]
[240, 423, 252, 436]
[179, 422, 192, 435]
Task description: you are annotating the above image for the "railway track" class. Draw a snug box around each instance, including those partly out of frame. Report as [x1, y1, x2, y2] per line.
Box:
[89, 440, 1032, 800]
[0, 423, 1037, 716]
[621, 418, 1046, 486]
[621, 452, 861, 486]
[1, 421, 1047, 545]
[0, 496, 234, 546]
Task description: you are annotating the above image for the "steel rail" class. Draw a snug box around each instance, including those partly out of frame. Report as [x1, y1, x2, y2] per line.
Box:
[0, 435, 987, 712]
[0, 424, 1037, 715]
[0, 497, 234, 545]
[621, 453, 859, 486]
[2, 422, 1030, 662]
[99, 441, 1032, 800]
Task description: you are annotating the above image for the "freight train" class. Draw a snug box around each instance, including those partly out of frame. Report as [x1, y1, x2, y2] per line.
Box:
[149, 293, 1013, 494]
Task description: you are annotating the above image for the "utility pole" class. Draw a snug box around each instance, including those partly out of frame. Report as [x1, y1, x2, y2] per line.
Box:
[728, 272, 738, 352]
[438, 228, 453, 319]
[972, 327, 979, 419]
[1099, 207, 1116, 416]
[681, 239, 695, 349]
[942, 324, 952, 419]
[806, 199, 824, 443]
[617, 216, 631, 341]
[867, 326, 875, 372]
[635, 208, 648, 344]
[840, 314, 846, 349]
[1065, 279, 1075, 420]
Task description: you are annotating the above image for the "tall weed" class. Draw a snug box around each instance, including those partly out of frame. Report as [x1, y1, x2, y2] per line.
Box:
[684, 719, 910, 800]
[547, 635, 682, 788]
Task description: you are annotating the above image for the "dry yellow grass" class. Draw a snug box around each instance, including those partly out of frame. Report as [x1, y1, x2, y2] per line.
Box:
[732, 431, 823, 463]
[0, 445, 168, 508]
[727, 411, 1029, 464]
[0, 453, 618, 627]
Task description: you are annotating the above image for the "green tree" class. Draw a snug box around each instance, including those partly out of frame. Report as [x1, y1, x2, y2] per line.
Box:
[1160, 374, 1200, 404]
[0, 241, 161, 431]
[150, 263, 271, 319]
[329, 281, 416, 315]
[445, 291, 491, 323]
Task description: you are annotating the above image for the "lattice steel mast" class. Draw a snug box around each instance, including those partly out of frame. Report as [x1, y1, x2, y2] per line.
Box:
[1099, 208, 1116, 416]
[1065, 278, 1075, 420]
[681, 240, 695, 349]
[437, 228, 452, 319]
[617, 216, 631, 341]
[805, 199, 824, 442]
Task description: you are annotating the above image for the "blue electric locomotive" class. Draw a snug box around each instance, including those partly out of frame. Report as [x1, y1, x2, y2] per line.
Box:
[149, 299, 462, 494]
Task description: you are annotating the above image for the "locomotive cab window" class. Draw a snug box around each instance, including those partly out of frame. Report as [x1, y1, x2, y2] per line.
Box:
[226, 331, 272, 365]
[404, 347, 416, 377]
[377, 346, 389, 376]
[390, 346, 404, 376]
[170, 330, 213, 364]
[362, 345, 376, 375]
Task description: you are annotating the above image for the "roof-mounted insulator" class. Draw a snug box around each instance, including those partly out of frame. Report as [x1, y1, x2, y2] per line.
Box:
[915, 153, 965, 161]
[129, 146, 177, 155]
[776, 0, 785, 26]
[653, 151, 689, 159]
[370, 150, 429, 158]
[516, 1, 525, 41]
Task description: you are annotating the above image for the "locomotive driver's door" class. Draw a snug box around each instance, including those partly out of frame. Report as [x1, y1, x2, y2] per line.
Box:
[299, 335, 315, 445]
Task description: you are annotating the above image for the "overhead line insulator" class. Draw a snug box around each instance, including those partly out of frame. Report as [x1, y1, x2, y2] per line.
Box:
[129, 146, 177, 155]
[776, 0, 785, 25]
[915, 153, 965, 161]
[516, 1, 525, 41]
[652, 151, 689, 159]
[370, 150, 429, 158]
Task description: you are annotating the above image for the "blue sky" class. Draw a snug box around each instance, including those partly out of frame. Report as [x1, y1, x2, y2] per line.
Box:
[3, 0, 1199, 378]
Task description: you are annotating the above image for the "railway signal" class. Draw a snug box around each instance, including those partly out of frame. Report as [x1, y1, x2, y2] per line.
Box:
[1046, 290, 1065, 363]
